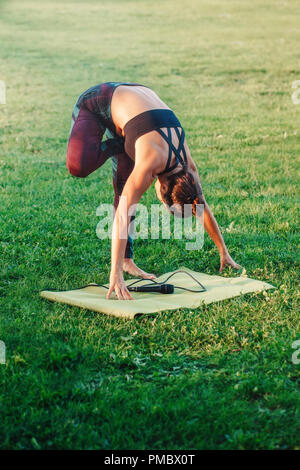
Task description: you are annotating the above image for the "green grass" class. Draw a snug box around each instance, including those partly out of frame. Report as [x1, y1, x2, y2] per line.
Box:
[0, 0, 299, 450]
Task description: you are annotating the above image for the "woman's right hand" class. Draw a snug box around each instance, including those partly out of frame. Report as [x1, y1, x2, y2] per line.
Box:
[106, 270, 134, 300]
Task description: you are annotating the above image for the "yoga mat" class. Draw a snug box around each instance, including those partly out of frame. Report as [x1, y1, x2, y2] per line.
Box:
[40, 267, 275, 320]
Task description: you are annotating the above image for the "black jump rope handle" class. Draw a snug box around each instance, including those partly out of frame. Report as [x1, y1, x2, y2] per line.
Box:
[128, 284, 174, 294]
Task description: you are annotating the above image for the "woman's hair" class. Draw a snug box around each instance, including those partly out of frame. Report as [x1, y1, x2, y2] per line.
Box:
[160, 169, 205, 216]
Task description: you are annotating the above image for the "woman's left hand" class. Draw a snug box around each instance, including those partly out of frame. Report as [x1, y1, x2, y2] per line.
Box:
[219, 251, 241, 273]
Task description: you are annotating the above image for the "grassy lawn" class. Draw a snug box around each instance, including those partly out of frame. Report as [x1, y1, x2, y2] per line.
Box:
[0, 0, 299, 450]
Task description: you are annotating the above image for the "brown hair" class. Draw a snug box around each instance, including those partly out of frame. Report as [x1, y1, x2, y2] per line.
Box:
[160, 169, 205, 216]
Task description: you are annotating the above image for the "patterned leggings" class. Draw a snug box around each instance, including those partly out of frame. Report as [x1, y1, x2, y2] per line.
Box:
[66, 83, 135, 258]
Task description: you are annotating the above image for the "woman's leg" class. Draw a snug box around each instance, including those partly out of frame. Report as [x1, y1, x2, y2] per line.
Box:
[67, 107, 123, 178]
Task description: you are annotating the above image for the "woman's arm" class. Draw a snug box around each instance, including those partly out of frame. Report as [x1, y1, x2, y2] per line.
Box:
[203, 200, 241, 272]
[107, 163, 156, 300]
[190, 165, 241, 272]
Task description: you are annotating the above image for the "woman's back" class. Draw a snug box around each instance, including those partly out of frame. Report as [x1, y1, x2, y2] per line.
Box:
[111, 85, 171, 135]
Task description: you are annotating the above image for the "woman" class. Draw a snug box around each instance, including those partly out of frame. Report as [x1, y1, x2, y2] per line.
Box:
[67, 81, 240, 300]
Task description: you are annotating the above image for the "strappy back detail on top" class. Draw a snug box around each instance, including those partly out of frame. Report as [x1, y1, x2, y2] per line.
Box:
[123, 109, 188, 175]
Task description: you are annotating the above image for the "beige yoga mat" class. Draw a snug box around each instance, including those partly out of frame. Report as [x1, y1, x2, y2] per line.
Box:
[40, 267, 275, 320]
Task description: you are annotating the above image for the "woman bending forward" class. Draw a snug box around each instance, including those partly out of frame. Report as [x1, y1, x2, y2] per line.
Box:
[67, 82, 240, 300]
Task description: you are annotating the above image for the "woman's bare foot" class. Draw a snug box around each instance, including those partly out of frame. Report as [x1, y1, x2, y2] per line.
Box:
[123, 258, 156, 279]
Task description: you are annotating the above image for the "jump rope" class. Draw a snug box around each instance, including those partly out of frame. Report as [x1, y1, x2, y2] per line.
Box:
[87, 270, 206, 294]
[43, 269, 206, 294]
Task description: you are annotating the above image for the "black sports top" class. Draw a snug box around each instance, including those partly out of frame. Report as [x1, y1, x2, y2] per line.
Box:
[123, 109, 188, 175]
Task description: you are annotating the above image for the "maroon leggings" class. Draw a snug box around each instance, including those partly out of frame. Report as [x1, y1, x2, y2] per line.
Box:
[66, 106, 134, 258]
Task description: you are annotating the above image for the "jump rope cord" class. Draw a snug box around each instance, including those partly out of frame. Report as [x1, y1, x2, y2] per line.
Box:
[43, 270, 206, 293]
[94, 270, 206, 293]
